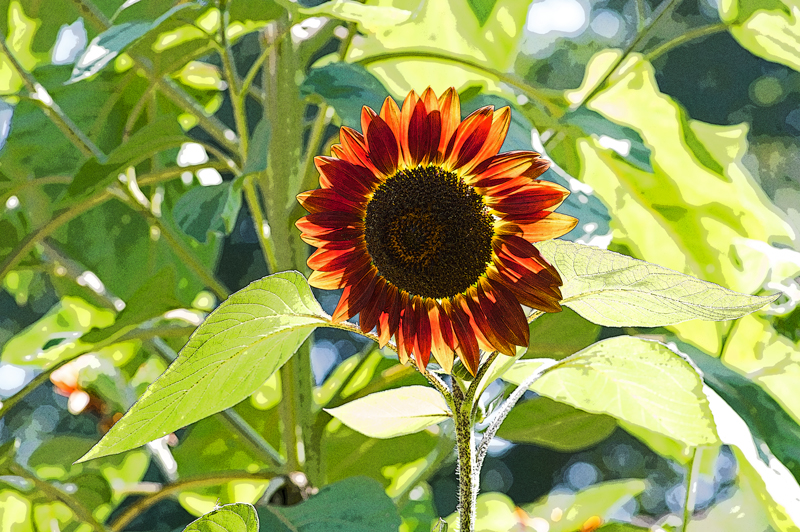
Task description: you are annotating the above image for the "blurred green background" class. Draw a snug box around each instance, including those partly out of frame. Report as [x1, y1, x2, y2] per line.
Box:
[0, 0, 798, 530]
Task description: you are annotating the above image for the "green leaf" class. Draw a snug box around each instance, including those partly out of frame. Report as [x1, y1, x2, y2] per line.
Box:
[65, 115, 187, 201]
[0, 296, 115, 368]
[341, 0, 532, 96]
[69, 3, 200, 83]
[466, 0, 499, 26]
[174, 181, 242, 243]
[523, 480, 647, 532]
[81, 267, 183, 345]
[567, 50, 795, 353]
[76, 271, 328, 463]
[184, 503, 259, 532]
[705, 386, 800, 531]
[300, 62, 389, 128]
[689, 341, 800, 480]
[536, 239, 777, 327]
[504, 336, 720, 447]
[496, 396, 617, 452]
[525, 307, 601, 360]
[259, 477, 402, 532]
[242, 119, 271, 177]
[325, 385, 450, 439]
[720, 0, 800, 72]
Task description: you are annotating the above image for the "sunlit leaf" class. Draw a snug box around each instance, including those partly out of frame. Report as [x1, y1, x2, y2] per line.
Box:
[567, 50, 795, 353]
[0, 296, 115, 368]
[705, 386, 800, 531]
[77, 271, 328, 463]
[300, 62, 389, 128]
[497, 396, 617, 452]
[720, 0, 800, 73]
[0, 490, 32, 532]
[70, 3, 200, 83]
[81, 267, 183, 345]
[258, 477, 401, 532]
[184, 503, 259, 532]
[524, 480, 647, 532]
[504, 336, 720, 447]
[325, 385, 450, 439]
[340, 0, 532, 96]
[537, 239, 777, 327]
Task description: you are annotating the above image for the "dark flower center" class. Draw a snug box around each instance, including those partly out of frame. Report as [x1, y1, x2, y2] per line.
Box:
[364, 165, 494, 298]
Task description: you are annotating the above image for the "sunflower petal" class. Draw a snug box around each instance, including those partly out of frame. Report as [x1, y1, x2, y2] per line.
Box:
[444, 106, 493, 171]
[297, 188, 365, 214]
[413, 297, 432, 368]
[437, 87, 461, 155]
[366, 114, 400, 176]
[332, 267, 378, 323]
[461, 107, 511, 174]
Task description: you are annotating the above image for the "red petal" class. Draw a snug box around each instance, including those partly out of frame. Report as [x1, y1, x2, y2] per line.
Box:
[401, 295, 417, 362]
[511, 213, 578, 241]
[464, 289, 516, 357]
[297, 188, 365, 214]
[338, 127, 381, 175]
[307, 245, 367, 272]
[295, 211, 361, 234]
[400, 90, 419, 167]
[413, 297, 432, 368]
[428, 300, 454, 372]
[486, 182, 570, 216]
[467, 152, 548, 189]
[316, 157, 380, 197]
[461, 107, 511, 174]
[359, 277, 388, 335]
[445, 300, 479, 376]
[444, 106, 493, 170]
[478, 278, 529, 348]
[366, 114, 400, 177]
[332, 268, 378, 323]
[437, 88, 461, 155]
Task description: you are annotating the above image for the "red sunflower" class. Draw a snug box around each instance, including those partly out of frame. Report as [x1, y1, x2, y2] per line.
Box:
[296, 88, 577, 375]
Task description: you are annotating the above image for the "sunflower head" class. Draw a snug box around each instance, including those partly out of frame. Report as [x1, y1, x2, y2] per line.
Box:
[297, 88, 577, 375]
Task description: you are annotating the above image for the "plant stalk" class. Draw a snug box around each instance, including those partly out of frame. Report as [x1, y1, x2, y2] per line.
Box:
[452, 381, 476, 532]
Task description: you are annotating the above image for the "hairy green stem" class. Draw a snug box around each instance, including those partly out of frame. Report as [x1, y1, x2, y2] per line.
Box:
[452, 381, 476, 532]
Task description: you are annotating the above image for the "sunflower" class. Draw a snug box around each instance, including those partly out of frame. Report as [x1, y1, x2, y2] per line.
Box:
[296, 88, 577, 375]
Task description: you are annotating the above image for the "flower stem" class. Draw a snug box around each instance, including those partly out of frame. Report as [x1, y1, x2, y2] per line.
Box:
[452, 381, 477, 532]
[644, 23, 729, 62]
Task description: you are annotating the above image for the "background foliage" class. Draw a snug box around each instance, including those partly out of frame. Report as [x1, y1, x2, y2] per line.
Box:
[0, 0, 799, 530]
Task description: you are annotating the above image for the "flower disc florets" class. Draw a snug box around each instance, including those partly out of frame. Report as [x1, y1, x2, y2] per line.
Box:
[296, 87, 577, 375]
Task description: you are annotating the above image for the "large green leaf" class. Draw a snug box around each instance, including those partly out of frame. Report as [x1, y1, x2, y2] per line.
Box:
[258, 477, 401, 532]
[329, 0, 532, 96]
[705, 387, 800, 531]
[537, 239, 776, 327]
[504, 336, 720, 447]
[325, 385, 451, 439]
[77, 271, 329, 463]
[300, 62, 389, 128]
[184, 503, 259, 532]
[720, 0, 800, 72]
[566, 50, 795, 353]
[496, 396, 617, 451]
